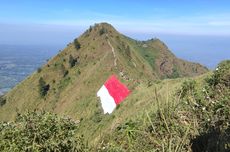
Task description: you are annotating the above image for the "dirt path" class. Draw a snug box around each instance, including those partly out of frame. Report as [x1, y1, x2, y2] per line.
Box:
[107, 39, 132, 81]
[107, 40, 117, 67]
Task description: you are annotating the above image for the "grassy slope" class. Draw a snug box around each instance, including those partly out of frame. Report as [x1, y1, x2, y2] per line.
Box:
[0, 23, 209, 147]
[96, 61, 230, 151]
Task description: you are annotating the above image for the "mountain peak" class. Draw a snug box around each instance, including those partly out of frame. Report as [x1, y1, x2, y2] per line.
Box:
[94, 22, 116, 30]
[82, 22, 119, 38]
[96, 22, 114, 27]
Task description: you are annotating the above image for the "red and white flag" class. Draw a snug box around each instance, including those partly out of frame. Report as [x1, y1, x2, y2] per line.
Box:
[97, 75, 130, 114]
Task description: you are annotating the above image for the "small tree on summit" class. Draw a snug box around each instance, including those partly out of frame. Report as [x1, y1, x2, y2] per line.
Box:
[38, 77, 50, 97]
[74, 38, 81, 50]
[89, 25, 93, 32]
[99, 27, 107, 35]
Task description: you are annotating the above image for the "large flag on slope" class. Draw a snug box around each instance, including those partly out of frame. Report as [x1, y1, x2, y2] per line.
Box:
[97, 75, 130, 114]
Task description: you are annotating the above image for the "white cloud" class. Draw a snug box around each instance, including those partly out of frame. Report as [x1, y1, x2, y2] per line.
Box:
[2, 10, 230, 36]
[208, 21, 230, 26]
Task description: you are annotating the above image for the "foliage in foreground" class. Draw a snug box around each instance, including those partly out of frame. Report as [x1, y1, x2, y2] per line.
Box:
[97, 60, 230, 152]
[0, 111, 88, 152]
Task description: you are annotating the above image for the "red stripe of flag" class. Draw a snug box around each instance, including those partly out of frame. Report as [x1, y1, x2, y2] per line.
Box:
[104, 75, 130, 105]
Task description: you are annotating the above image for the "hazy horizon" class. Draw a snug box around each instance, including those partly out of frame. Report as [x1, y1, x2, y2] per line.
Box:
[1, 26, 229, 69]
[0, 1, 229, 73]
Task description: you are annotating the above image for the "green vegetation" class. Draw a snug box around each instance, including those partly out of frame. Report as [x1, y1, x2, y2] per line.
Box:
[96, 60, 230, 152]
[207, 60, 230, 87]
[0, 23, 211, 151]
[74, 38, 81, 50]
[37, 67, 42, 73]
[99, 27, 107, 35]
[38, 77, 50, 97]
[77, 69, 81, 75]
[60, 64, 69, 77]
[0, 95, 6, 106]
[69, 54, 78, 68]
[127, 38, 157, 70]
[0, 60, 228, 151]
[58, 76, 71, 90]
[89, 26, 93, 32]
[0, 111, 88, 151]
[170, 66, 180, 78]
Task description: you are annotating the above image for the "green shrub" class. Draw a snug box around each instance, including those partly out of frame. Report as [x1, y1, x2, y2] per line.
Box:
[60, 64, 69, 78]
[89, 26, 92, 32]
[63, 70, 69, 77]
[69, 55, 78, 68]
[37, 67, 42, 73]
[77, 69, 81, 75]
[170, 67, 180, 78]
[0, 111, 88, 151]
[38, 77, 50, 97]
[179, 79, 196, 98]
[99, 28, 107, 35]
[0, 95, 6, 106]
[92, 110, 102, 123]
[74, 39, 81, 50]
[207, 60, 230, 87]
[58, 77, 71, 90]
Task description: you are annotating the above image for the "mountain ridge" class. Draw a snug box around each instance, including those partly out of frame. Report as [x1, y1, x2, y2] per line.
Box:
[0, 22, 208, 119]
[0, 23, 209, 146]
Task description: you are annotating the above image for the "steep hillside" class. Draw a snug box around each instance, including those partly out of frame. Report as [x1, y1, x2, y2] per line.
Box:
[95, 60, 230, 151]
[1, 60, 229, 151]
[125, 37, 207, 79]
[0, 23, 208, 145]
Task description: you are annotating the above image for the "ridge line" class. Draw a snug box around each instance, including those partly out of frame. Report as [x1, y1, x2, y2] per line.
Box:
[107, 40, 117, 67]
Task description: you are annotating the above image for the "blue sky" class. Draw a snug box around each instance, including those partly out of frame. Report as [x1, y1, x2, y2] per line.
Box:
[0, 0, 229, 68]
[0, 0, 229, 44]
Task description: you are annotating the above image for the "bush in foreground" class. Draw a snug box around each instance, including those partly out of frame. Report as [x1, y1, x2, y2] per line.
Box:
[0, 111, 88, 151]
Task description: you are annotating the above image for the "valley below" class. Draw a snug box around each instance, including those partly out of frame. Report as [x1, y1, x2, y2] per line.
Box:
[0, 45, 60, 95]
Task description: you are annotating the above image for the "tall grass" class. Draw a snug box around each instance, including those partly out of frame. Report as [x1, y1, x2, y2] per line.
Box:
[96, 60, 230, 151]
